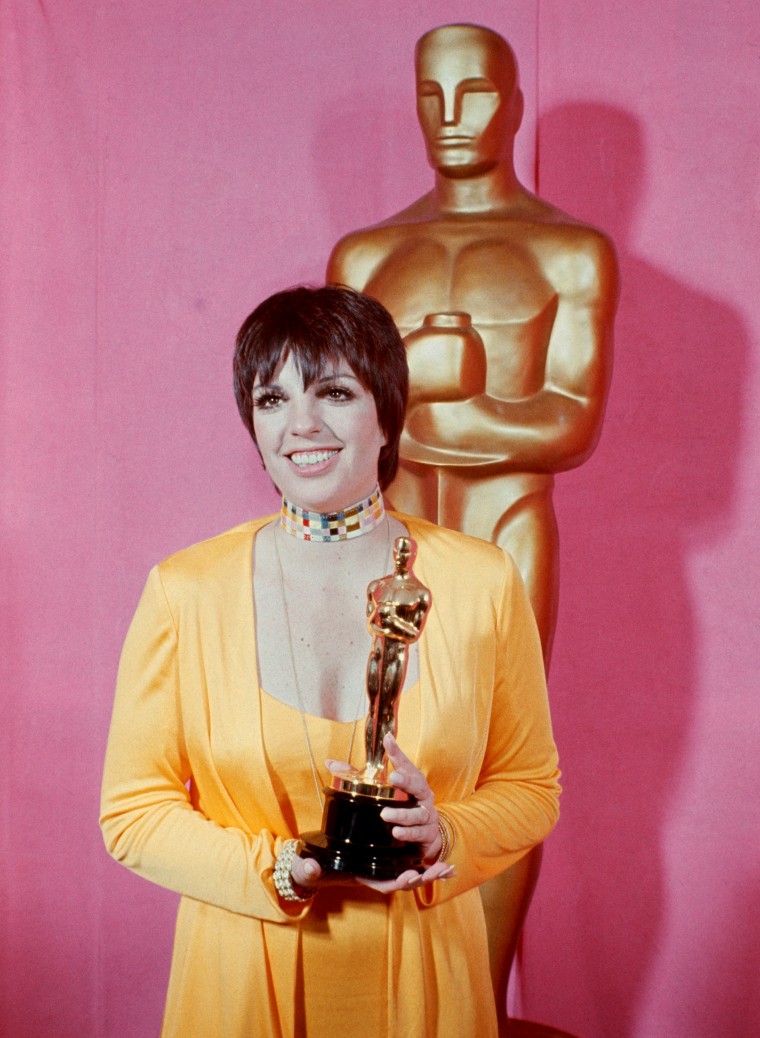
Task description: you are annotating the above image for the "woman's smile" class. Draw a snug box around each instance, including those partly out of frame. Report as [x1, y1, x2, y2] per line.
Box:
[253, 354, 386, 511]
[287, 448, 340, 471]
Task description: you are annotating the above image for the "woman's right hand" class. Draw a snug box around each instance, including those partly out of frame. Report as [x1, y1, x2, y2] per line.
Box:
[286, 756, 358, 893]
[287, 755, 367, 892]
[288, 852, 328, 891]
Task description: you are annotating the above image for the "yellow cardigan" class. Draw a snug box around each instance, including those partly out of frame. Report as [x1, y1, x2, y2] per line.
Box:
[101, 513, 560, 1037]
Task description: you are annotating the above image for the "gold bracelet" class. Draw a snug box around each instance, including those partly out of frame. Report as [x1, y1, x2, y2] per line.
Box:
[273, 839, 317, 903]
[436, 812, 456, 863]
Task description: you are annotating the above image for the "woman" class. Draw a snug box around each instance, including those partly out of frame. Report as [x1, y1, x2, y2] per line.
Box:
[100, 285, 560, 1037]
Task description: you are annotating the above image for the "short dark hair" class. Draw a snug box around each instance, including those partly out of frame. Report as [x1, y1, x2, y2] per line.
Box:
[233, 285, 408, 490]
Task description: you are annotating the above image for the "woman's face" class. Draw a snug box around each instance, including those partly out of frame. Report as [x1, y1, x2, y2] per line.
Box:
[252, 353, 386, 513]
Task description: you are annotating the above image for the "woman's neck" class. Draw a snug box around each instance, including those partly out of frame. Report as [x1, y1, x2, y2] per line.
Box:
[279, 485, 385, 543]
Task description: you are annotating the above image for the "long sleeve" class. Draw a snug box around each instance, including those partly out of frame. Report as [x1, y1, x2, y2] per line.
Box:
[416, 547, 560, 908]
[100, 564, 312, 923]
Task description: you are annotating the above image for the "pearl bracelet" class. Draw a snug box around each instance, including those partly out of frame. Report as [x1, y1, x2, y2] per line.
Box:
[273, 839, 317, 903]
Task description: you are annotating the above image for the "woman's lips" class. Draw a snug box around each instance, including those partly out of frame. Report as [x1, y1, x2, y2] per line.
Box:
[286, 448, 340, 474]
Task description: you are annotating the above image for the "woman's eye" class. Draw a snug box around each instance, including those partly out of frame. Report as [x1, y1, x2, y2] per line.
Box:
[321, 384, 355, 402]
[253, 391, 284, 411]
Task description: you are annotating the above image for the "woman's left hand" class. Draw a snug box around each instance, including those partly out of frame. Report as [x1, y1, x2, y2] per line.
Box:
[328, 732, 455, 894]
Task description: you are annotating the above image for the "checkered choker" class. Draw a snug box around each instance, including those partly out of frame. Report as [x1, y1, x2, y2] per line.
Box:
[279, 486, 386, 542]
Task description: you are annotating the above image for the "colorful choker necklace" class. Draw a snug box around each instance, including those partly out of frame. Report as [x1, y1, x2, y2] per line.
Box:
[280, 486, 386, 542]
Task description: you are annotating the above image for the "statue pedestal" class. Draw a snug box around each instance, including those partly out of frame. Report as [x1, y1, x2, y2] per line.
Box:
[299, 782, 423, 879]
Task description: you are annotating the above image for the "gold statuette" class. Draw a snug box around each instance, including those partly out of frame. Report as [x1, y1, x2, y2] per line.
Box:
[299, 536, 432, 878]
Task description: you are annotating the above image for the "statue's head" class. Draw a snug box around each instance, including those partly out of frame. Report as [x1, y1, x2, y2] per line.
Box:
[415, 24, 523, 178]
[393, 536, 416, 573]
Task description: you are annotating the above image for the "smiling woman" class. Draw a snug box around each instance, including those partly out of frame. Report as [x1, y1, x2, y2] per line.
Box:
[234, 285, 407, 495]
[100, 284, 560, 1037]
[251, 358, 386, 513]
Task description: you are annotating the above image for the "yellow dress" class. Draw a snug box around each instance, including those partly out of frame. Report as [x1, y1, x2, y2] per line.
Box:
[101, 514, 560, 1037]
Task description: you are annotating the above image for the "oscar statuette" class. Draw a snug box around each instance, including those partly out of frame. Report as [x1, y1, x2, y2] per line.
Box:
[299, 536, 432, 878]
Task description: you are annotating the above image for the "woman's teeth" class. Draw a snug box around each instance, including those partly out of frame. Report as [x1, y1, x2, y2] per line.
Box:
[289, 450, 338, 467]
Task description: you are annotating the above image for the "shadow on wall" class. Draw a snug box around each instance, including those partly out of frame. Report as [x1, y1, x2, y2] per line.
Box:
[530, 103, 748, 1037]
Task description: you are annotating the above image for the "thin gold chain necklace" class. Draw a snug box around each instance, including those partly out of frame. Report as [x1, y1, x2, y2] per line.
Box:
[271, 514, 392, 809]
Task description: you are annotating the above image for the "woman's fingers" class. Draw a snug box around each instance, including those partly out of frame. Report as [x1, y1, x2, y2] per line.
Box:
[415, 862, 456, 886]
[392, 822, 437, 843]
[289, 853, 322, 889]
[400, 862, 455, 889]
[325, 757, 353, 775]
[383, 732, 410, 766]
[383, 734, 432, 800]
[381, 801, 431, 826]
[356, 861, 455, 893]
[380, 734, 442, 859]
[380, 805, 437, 844]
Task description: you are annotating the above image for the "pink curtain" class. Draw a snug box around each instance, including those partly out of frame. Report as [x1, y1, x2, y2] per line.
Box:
[2, 1, 758, 1035]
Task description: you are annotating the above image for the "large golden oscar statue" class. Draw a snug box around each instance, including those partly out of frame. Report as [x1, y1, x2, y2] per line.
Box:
[328, 23, 618, 1033]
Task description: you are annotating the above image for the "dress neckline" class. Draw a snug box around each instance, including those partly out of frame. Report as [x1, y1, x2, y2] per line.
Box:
[259, 681, 421, 725]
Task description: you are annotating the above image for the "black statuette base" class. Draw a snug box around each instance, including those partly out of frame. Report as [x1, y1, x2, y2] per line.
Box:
[299, 787, 424, 879]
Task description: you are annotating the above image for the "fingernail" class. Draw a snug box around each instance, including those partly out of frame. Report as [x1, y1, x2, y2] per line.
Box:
[441, 866, 456, 879]
[303, 862, 317, 876]
[389, 771, 402, 784]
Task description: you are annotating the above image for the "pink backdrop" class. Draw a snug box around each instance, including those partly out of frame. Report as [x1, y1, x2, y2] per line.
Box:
[2, 2, 758, 1036]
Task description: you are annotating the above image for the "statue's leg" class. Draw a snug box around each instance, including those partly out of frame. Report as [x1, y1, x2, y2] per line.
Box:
[491, 488, 559, 667]
[365, 645, 382, 767]
[438, 473, 558, 1027]
[480, 846, 543, 1033]
[438, 471, 559, 663]
[378, 647, 405, 746]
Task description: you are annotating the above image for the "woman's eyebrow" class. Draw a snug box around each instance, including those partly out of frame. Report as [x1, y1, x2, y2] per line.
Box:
[315, 371, 359, 383]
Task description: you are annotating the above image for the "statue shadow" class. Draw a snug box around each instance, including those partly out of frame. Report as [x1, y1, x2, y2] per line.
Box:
[527, 103, 749, 1036]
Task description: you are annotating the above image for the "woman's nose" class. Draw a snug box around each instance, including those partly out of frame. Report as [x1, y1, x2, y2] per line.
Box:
[289, 394, 323, 435]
